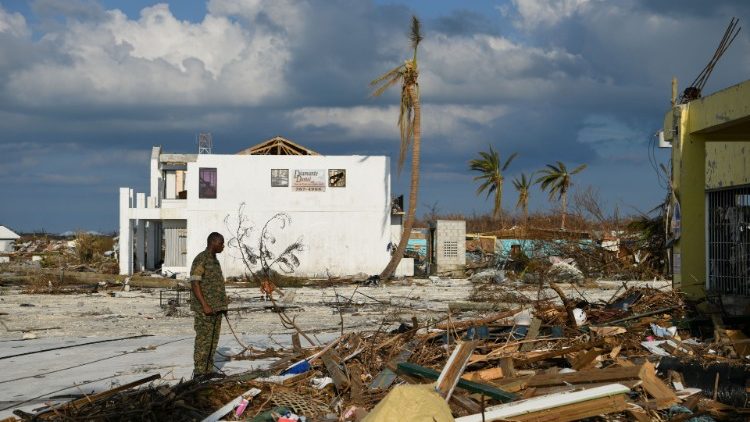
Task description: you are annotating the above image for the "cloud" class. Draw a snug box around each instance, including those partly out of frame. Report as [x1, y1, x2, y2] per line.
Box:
[3, 3, 290, 107]
[287, 104, 508, 144]
[0, 5, 29, 37]
[511, 0, 594, 29]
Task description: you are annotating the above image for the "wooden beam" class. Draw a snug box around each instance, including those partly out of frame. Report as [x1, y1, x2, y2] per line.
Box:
[522, 364, 642, 387]
[519, 319, 542, 352]
[436, 341, 478, 400]
[462, 367, 503, 382]
[454, 384, 630, 422]
[397, 362, 517, 402]
[519, 339, 605, 364]
[638, 361, 678, 409]
[436, 308, 521, 331]
[570, 348, 600, 370]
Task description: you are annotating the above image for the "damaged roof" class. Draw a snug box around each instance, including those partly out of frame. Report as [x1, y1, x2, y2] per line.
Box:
[236, 136, 320, 156]
[0, 225, 20, 240]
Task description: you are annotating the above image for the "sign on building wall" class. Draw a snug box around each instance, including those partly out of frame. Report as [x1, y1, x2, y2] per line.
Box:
[271, 169, 289, 187]
[292, 169, 326, 192]
[328, 169, 346, 187]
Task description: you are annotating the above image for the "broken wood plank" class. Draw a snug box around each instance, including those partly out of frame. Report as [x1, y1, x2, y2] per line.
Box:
[519, 338, 605, 364]
[454, 383, 630, 422]
[462, 367, 503, 382]
[321, 350, 349, 390]
[397, 362, 517, 402]
[638, 361, 678, 408]
[570, 348, 600, 370]
[549, 282, 578, 328]
[395, 364, 483, 413]
[522, 363, 640, 387]
[369, 339, 418, 390]
[499, 357, 516, 378]
[436, 308, 521, 331]
[436, 341, 478, 400]
[519, 319, 542, 352]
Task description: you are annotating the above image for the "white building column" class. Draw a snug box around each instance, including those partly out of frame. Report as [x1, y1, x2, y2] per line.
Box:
[135, 193, 146, 272]
[118, 188, 133, 275]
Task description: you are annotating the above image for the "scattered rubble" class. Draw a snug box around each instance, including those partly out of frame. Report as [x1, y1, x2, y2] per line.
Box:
[3, 284, 746, 421]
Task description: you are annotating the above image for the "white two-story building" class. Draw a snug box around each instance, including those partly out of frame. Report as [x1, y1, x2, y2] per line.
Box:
[119, 136, 409, 278]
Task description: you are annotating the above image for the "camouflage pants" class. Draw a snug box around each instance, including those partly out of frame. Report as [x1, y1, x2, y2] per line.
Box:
[193, 312, 222, 374]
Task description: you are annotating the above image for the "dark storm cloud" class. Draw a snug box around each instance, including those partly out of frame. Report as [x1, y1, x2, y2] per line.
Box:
[0, 0, 748, 232]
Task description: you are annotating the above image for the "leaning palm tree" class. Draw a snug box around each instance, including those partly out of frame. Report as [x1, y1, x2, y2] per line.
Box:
[536, 161, 587, 230]
[469, 146, 517, 223]
[512, 172, 534, 225]
[371, 16, 423, 280]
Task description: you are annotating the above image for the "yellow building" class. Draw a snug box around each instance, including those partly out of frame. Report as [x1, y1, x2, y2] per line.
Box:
[663, 79, 750, 316]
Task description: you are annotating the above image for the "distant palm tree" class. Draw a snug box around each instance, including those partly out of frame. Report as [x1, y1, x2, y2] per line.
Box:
[370, 16, 423, 280]
[536, 161, 587, 230]
[469, 146, 518, 223]
[512, 172, 534, 225]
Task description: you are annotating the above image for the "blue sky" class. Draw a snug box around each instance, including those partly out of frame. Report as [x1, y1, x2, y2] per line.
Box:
[1, 0, 749, 233]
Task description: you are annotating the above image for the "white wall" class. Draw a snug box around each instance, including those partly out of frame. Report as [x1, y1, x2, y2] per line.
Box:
[183, 154, 392, 278]
[0, 240, 14, 253]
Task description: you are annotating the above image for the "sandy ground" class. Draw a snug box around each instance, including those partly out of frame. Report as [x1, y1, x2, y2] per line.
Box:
[0, 278, 670, 418]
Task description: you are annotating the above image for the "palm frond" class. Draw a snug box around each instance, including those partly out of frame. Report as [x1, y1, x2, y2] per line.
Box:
[410, 16, 423, 51]
[570, 163, 587, 174]
[501, 152, 518, 171]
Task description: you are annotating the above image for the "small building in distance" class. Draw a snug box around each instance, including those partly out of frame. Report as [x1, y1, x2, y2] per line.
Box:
[0, 225, 20, 253]
[119, 136, 411, 278]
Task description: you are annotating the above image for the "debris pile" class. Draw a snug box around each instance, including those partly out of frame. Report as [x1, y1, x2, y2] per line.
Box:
[5, 286, 748, 421]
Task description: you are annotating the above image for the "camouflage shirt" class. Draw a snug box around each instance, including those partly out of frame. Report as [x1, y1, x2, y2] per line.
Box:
[189, 249, 228, 313]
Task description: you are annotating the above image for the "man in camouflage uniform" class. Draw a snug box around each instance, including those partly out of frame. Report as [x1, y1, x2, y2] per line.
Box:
[190, 232, 228, 376]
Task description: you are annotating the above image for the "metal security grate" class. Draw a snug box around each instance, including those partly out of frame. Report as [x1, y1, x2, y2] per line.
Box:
[707, 185, 750, 296]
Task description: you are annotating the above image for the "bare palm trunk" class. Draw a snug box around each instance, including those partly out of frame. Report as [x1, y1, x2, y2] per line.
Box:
[523, 202, 529, 226]
[381, 85, 420, 279]
[493, 186, 503, 224]
[561, 192, 567, 230]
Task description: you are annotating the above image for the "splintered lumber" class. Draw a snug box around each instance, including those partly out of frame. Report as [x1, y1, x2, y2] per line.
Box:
[369, 339, 418, 390]
[499, 357, 516, 378]
[519, 319, 542, 352]
[522, 364, 643, 387]
[454, 383, 631, 422]
[435, 341, 478, 400]
[519, 338, 605, 364]
[462, 367, 503, 382]
[570, 348, 601, 370]
[637, 361, 679, 409]
[436, 308, 521, 331]
[397, 362, 517, 402]
[549, 282, 578, 327]
[321, 350, 350, 390]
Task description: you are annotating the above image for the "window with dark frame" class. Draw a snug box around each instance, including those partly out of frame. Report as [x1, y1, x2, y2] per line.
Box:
[198, 168, 217, 198]
[328, 169, 346, 187]
[271, 169, 289, 187]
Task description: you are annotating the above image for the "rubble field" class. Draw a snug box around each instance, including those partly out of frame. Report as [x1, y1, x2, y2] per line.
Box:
[1, 278, 748, 422]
